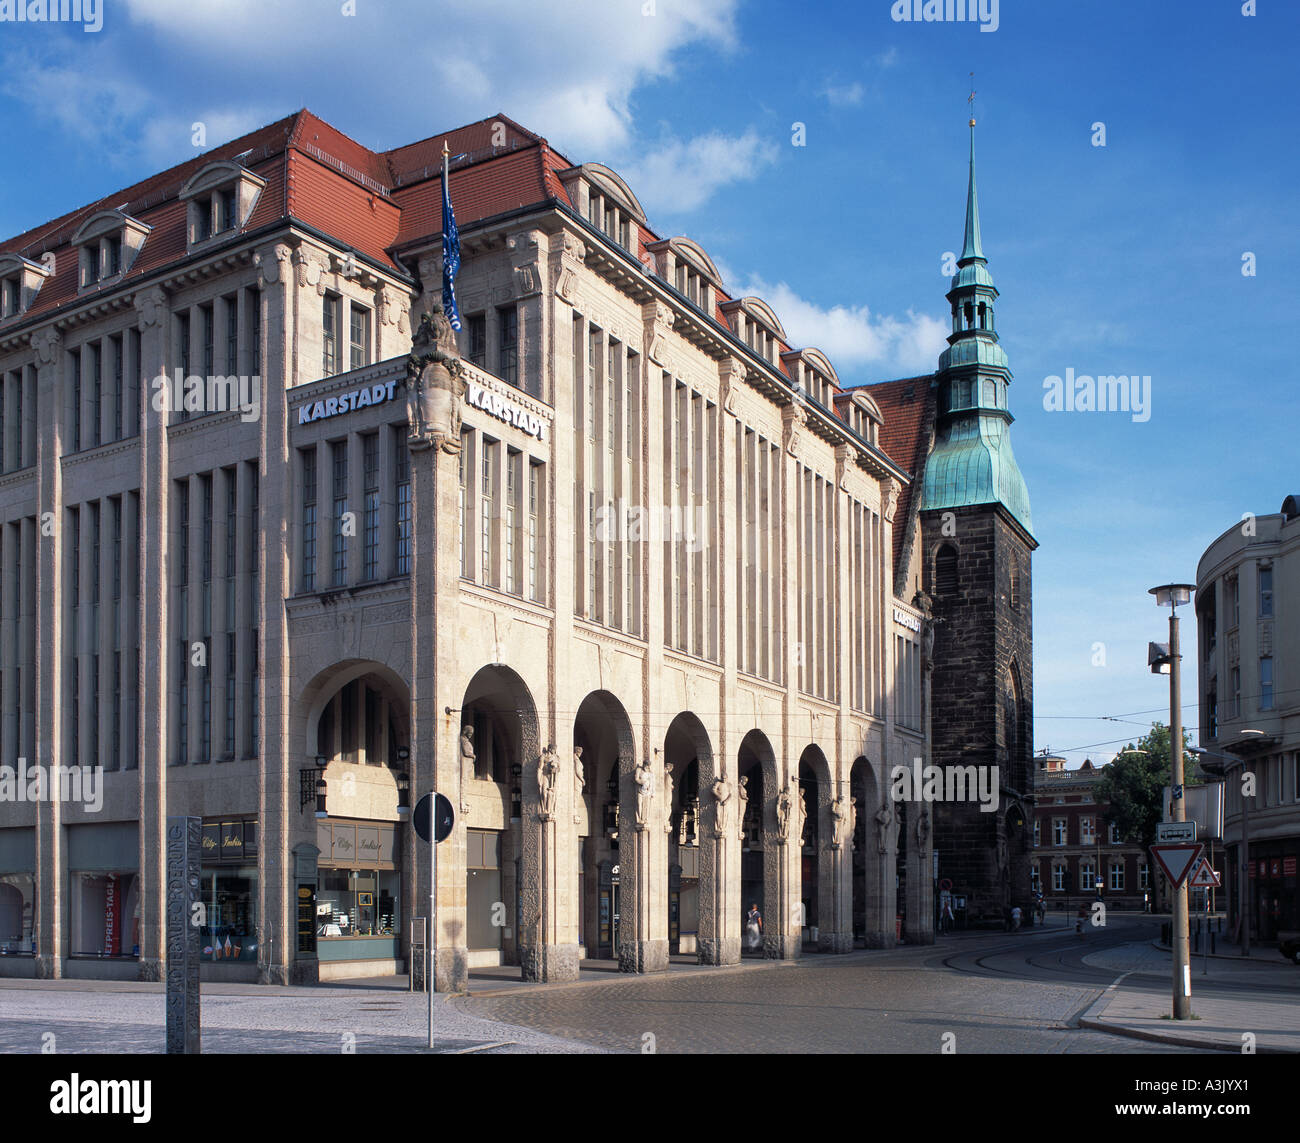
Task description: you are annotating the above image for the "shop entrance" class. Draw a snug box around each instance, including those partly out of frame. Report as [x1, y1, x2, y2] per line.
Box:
[597, 861, 620, 958]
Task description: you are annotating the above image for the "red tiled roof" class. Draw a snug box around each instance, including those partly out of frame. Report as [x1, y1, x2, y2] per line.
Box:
[858, 374, 937, 579]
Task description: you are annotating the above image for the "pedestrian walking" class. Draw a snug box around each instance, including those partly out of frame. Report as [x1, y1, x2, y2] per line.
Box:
[941, 899, 954, 934]
[1011, 905, 1022, 930]
[746, 903, 763, 951]
[1075, 903, 1086, 936]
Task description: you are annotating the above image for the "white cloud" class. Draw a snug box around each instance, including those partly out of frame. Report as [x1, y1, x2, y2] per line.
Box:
[820, 80, 864, 107]
[737, 274, 948, 377]
[113, 0, 740, 155]
[623, 129, 780, 215]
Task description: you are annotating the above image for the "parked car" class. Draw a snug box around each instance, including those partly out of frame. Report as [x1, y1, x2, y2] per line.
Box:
[1278, 932, 1300, 964]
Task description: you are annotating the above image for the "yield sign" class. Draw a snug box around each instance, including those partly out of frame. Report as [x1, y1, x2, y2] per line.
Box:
[1188, 858, 1221, 888]
[1150, 842, 1205, 888]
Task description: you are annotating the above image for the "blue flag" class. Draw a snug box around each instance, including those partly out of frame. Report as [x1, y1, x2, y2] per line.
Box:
[442, 168, 461, 331]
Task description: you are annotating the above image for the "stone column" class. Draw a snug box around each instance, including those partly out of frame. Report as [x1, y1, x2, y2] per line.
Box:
[520, 742, 578, 980]
[131, 290, 169, 980]
[818, 784, 854, 952]
[618, 755, 668, 972]
[31, 327, 64, 978]
[252, 243, 295, 984]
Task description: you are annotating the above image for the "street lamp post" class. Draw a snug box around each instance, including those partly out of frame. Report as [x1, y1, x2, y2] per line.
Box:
[1149, 583, 1195, 1020]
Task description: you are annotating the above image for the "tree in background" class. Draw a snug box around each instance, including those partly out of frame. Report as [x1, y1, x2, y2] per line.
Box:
[1096, 722, 1199, 855]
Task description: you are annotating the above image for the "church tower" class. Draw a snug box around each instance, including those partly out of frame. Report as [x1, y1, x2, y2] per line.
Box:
[921, 114, 1038, 926]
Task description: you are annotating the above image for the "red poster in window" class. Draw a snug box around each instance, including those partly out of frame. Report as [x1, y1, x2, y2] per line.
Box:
[103, 874, 121, 956]
[1285, 858, 1297, 876]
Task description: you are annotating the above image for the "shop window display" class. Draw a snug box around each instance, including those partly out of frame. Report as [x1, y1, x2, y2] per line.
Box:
[70, 871, 139, 957]
[0, 873, 34, 955]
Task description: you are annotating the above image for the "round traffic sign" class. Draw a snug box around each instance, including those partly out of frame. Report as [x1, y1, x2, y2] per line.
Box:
[938, 878, 952, 892]
[413, 792, 455, 843]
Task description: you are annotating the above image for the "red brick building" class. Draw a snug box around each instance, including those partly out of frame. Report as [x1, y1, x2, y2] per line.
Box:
[1031, 756, 1154, 914]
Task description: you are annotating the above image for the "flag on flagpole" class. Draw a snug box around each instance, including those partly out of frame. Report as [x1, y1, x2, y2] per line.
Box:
[441, 152, 461, 331]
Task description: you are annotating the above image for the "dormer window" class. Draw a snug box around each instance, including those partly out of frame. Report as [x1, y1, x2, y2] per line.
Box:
[180, 161, 266, 251]
[0, 254, 52, 321]
[71, 211, 150, 292]
[559, 163, 646, 258]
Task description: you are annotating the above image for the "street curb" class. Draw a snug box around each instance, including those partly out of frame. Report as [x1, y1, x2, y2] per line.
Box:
[1078, 975, 1292, 1054]
[1150, 938, 1299, 966]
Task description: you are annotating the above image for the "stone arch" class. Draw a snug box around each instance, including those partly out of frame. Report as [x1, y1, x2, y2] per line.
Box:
[460, 663, 541, 788]
[664, 712, 711, 959]
[798, 743, 849, 952]
[1004, 660, 1027, 794]
[932, 541, 959, 597]
[850, 756, 885, 945]
[738, 729, 788, 957]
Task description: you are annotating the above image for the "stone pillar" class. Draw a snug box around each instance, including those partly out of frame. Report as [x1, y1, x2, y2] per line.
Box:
[818, 783, 854, 952]
[618, 756, 668, 972]
[698, 766, 740, 965]
[31, 327, 63, 978]
[520, 743, 578, 981]
[252, 243, 296, 985]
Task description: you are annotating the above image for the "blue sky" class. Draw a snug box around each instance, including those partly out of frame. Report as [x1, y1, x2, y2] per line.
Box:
[1, 0, 1295, 766]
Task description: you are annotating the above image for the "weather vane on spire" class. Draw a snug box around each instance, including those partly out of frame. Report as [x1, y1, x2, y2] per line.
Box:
[968, 72, 976, 129]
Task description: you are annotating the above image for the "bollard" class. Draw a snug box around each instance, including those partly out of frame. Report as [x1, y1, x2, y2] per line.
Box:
[1211, 932, 1216, 954]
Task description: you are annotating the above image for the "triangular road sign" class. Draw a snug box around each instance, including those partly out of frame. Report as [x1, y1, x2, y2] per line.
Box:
[1188, 858, 1221, 888]
[1150, 842, 1205, 888]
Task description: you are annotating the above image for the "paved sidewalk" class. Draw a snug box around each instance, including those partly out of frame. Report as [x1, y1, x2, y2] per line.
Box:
[1078, 941, 1300, 1053]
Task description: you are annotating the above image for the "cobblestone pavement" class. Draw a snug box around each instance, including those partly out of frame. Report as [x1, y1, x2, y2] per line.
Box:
[0, 984, 604, 1054]
[454, 923, 1218, 1054]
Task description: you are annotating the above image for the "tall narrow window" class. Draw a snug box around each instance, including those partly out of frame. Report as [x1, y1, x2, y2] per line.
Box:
[331, 440, 348, 587]
[1259, 567, 1273, 618]
[301, 447, 318, 591]
[224, 630, 236, 757]
[201, 303, 214, 380]
[505, 449, 521, 595]
[349, 305, 371, 371]
[176, 313, 191, 422]
[467, 314, 486, 367]
[935, 544, 958, 595]
[1260, 657, 1274, 711]
[70, 349, 82, 452]
[394, 434, 411, 576]
[363, 433, 379, 580]
[459, 434, 469, 578]
[528, 461, 540, 602]
[111, 334, 123, 441]
[322, 294, 340, 377]
[481, 438, 496, 586]
[249, 627, 259, 759]
[498, 306, 518, 387]
[225, 294, 239, 374]
[89, 342, 102, 448]
[247, 290, 261, 376]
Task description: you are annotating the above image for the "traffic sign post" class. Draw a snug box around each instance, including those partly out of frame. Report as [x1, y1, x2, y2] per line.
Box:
[413, 791, 454, 1049]
[1149, 842, 1205, 889]
[1187, 858, 1221, 889]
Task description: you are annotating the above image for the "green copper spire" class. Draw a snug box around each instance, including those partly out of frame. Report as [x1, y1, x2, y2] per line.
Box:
[960, 123, 984, 263]
[922, 112, 1034, 539]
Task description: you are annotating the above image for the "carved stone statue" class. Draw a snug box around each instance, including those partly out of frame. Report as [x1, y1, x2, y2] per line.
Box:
[572, 746, 585, 824]
[633, 758, 653, 829]
[460, 725, 477, 783]
[776, 789, 793, 842]
[916, 809, 931, 847]
[406, 306, 465, 453]
[537, 744, 559, 820]
[663, 763, 675, 834]
[875, 799, 893, 855]
[797, 788, 808, 842]
[849, 796, 858, 850]
[913, 588, 942, 670]
[830, 796, 848, 848]
[711, 777, 731, 839]
[736, 775, 749, 841]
